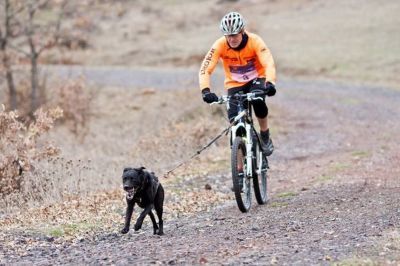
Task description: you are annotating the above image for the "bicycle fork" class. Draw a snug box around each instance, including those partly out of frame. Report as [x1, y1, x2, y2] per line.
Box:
[231, 121, 253, 178]
[245, 123, 253, 178]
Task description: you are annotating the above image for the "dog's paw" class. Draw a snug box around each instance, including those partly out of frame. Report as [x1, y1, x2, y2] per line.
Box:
[120, 227, 130, 234]
[134, 224, 142, 231]
[157, 230, 164, 236]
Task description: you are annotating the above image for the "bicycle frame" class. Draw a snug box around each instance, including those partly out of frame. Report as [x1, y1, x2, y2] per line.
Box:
[223, 92, 265, 178]
[229, 98, 253, 178]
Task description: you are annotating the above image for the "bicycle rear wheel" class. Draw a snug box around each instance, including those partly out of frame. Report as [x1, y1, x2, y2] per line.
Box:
[252, 133, 269, 204]
[231, 137, 251, 212]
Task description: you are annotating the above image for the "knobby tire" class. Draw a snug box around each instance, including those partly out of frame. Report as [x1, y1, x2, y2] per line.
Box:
[231, 137, 251, 212]
[252, 133, 268, 205]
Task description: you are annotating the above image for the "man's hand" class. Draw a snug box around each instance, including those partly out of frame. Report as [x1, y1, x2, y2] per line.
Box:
[265, 82, 276, 97]
[202, 88, 219, 103]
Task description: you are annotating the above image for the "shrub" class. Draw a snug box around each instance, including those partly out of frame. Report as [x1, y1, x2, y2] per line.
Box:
[0, 105, 63, 195]
[56, 77, 92, 137]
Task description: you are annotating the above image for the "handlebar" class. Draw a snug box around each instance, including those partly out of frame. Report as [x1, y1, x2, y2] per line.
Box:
[210, 90, 268, 105]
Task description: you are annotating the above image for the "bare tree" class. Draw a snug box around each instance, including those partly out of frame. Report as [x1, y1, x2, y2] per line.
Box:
[27, 0, 65, 113]
[10, 0, 66, 114]
[0, 0, 21, 110]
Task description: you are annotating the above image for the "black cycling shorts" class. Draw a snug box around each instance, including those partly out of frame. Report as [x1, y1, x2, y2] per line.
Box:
[227, 78, 268, 121]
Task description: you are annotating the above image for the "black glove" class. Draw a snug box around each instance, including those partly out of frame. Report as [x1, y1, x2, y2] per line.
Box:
[201, 88, 218, 103]
[265, 81, 276, 97]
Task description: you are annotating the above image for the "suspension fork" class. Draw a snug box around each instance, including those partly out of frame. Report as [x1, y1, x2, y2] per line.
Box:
[245, 122, 253, 177]
[231, 122, 253, 178]
[230, 100, 253, 177]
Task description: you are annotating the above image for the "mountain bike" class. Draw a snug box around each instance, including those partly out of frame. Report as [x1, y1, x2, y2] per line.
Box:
[212, 91, 269, 212]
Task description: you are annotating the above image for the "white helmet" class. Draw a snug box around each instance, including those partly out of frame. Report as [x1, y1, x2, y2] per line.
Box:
[220, 12, 245, 35]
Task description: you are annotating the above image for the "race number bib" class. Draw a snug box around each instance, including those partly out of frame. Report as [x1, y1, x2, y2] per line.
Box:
[229, 60, 258, 82]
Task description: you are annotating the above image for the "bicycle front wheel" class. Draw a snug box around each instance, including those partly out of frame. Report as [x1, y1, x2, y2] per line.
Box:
[231, 137, 251, 212]
[252, 133, 268, 205]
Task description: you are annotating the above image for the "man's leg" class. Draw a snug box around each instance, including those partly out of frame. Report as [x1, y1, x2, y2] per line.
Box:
[250, 78, 274, 156]
[255, 112, 274, 156]
[257, 116, 268, 132]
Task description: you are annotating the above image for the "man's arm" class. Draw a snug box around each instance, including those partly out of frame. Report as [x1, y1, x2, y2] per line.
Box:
[199, 39, 222, 91]
[255, 36, 276, 85]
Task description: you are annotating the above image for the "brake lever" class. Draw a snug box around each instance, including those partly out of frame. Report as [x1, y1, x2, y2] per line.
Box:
[210, 95, 228, 105]
[247, 93, 264, 102]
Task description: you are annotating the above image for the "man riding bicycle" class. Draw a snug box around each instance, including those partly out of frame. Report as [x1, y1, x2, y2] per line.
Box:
[199, 11, 276, 156]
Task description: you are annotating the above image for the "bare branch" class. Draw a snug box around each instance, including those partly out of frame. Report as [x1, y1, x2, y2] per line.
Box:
[37, 0, 67, 55]
[28, 0, 51, 14]
[38, 0, 51, 10]
[8, 42, 29, 56]
[8, 2, 25, 19]
[0, 0, 11, 41]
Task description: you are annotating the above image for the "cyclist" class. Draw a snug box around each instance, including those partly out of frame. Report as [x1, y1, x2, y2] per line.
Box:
[199, 11, 276, 156]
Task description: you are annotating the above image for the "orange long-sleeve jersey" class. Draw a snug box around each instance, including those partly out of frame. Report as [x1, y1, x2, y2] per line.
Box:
[199, 32, 276, 91]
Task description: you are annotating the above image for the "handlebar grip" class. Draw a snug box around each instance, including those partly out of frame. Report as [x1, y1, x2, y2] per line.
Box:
[252, 90, 268, 97]
[210, 98, 222, 105]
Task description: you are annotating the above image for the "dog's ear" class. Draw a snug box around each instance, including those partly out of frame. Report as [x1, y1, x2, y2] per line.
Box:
[123, 167, 133, 173]
[133, 166, 146, 172]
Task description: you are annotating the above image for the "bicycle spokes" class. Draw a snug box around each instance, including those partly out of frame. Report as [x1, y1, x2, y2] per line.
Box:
[231, 137, 252, 212]
[237, 152, 244, 171]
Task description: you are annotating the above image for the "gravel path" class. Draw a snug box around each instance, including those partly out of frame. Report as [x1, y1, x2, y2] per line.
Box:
[2, 67, 400, 265]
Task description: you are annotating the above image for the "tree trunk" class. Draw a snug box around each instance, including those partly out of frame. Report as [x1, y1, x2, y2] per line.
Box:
[5, 55, 17, 110]
[30, 52, 39, 113]
[1, 0, 18, 110]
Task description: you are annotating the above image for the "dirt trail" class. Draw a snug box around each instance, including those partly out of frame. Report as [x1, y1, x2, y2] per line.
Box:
[2, 69, 400, 265]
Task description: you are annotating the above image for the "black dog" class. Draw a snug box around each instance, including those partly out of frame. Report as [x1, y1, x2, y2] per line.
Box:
[120, 167, 164, 235]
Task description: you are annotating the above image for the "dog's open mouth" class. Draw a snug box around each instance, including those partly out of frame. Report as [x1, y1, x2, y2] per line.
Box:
[125, 188, 134, 200]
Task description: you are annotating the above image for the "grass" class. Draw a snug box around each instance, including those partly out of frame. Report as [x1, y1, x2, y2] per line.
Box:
[312, 161, 351, 186]
[318, 175, 334, 182]
[277, 191, 297, 198]
[330, 162, 350, 172]
[312, 175, 334, 186]
[333, 257, 377, 266]
[351, 151, 370, 158]
[43, 221, 101, 238]
[270, 202, 289, 208]
[338, 98, 361, 106]
[267, 0, 400, 88]
[54, 0, 400, 89]
[48, 228, 64, 238]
